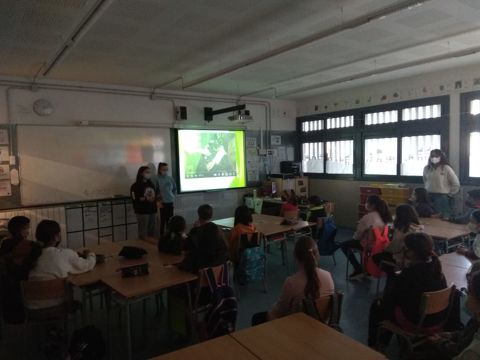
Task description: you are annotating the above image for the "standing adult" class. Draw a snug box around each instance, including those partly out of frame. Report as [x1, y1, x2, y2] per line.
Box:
[130, 166, 158, 240]
[423, 149, 460, 219]
[156, 162, 177, 235]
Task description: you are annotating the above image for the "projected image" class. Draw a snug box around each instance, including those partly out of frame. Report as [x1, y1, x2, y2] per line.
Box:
[185, 132, 237, 179]
[177, 129, 246, 192]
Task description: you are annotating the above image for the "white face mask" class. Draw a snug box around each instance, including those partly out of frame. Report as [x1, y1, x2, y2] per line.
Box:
[430, 157, 441, 164]
[143, 173, 151, 180]
[468, 222, 479, 233]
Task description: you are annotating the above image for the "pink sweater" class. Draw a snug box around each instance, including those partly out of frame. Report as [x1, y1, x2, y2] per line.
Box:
[269, 267, 335, 319]
[353, 211, 386, 240]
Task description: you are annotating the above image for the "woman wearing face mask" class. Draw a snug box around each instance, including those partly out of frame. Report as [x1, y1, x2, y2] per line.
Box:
[155, 162, 177, 235]
[130, 166, 158, 240]
[423, 149, 460, 219]
[457, 210, 480, 261]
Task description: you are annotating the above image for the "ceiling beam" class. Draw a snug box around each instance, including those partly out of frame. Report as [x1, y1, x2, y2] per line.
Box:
[278, 44, 480, 97]
[182, 0, 428, 89]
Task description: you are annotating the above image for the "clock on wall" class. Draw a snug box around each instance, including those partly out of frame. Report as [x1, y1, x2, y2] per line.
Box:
[33, 99, 54, 116]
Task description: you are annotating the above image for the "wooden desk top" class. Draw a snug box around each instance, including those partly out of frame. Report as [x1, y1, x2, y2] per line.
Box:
[102, 265, 197, 299]
[151, 335, 258, 360]
[231, 313, 386, 360]
[213, 214, 313, 237]
[69, 240, 183, 287]
[421, 219, 470, 241]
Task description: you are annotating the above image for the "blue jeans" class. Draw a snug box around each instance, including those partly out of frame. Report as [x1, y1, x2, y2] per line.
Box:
[429, 193, 453, 219]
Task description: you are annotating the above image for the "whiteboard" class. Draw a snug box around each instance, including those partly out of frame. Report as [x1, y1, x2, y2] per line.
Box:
[17, 125, 171, 206]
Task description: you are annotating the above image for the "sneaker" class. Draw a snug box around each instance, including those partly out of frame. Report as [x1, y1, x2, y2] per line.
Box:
[348, 271, 365, 281]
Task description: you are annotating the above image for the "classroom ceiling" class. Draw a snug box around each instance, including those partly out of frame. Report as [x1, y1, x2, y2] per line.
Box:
[2, 0, 480, 99]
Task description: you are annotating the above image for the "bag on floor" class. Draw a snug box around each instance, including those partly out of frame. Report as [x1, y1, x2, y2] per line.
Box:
[236, 233, 266, 284]
[205, 264, 238, 339]
[362, 226, 389, 277]
[69, 325, 106, 360]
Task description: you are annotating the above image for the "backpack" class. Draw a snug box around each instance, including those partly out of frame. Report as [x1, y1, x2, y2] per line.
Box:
[317, 216, 339, 256]
[205, 264, 238, 339]
[362, 226, 390, 277]
[236, 233, 266, 284]
[69, 325, 106, 360]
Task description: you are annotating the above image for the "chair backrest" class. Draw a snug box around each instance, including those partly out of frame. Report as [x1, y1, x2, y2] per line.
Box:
[416, 285, 456, 333]
[21, 278, 67, 303]
[303, 291, 344, 327]
[198, 264, 225, 288]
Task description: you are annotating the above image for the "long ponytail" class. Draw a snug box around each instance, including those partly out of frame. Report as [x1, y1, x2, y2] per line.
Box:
[295, 236, 320, 299]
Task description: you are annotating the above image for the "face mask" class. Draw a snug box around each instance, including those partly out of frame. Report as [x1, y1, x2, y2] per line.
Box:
[468, 222, 479, 233]
[430, 157, 441, 164]
[143, 173, 151, 180]
[409, 195, 416, 203]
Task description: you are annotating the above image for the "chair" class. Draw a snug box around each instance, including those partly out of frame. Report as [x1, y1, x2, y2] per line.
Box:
[376, 285, 456, 357]
[234, 232, 267, 293]
[302, 291, 344, 329]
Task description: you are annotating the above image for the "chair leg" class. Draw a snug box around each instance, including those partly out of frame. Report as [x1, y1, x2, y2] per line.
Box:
[89, 292, 94, 312]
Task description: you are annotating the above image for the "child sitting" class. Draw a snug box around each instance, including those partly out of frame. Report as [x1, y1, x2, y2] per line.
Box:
[158, 215, 187, 255]
[228, 206, 257, 263]
[280, 190, 299, 217]
[456, 209, 480, 261]
[410, 187, 436, 218]
[450, 189, 480, 224]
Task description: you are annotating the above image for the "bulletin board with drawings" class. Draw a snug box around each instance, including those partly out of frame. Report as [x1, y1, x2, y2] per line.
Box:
[0, 125, 21, 209]
[245, 130, 296, 185]
[65, 197, 138, 249]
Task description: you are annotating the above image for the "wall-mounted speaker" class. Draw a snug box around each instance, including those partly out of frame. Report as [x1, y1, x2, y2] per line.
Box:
[175, 106, 187, 121]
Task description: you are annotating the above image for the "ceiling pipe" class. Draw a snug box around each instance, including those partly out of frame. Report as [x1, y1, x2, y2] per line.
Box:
[182, 0, 428, 89]
[40, 0, 115, 77]
[250, 25, 480, 94]
[278, 44, 480, 97]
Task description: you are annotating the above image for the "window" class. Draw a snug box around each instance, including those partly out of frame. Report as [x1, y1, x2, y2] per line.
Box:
[326, 140, 353, 174]
[460, 92, 480, 184]
[326, 115, 354, 129]
[298, 96, 449, 181]
[302, 142, 324, 173]
[365, 110, 398, 126]
[401, 135, 441, 176]
[402, 104, 441, 121]
[469, 132, 480, 177]
[364, 138, 397, 175]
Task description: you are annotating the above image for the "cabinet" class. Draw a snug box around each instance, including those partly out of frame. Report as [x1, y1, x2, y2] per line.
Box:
[359, 184, 410, 219]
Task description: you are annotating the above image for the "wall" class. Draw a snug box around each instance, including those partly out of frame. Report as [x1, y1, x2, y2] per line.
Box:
[0, 79, 297, 225]
[297, 63, 480, 228]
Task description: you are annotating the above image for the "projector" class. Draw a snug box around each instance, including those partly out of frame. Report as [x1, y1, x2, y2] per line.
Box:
[228, 109, 253, 123]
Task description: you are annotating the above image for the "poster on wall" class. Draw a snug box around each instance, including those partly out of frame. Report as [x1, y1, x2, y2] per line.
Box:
[0, 130, 9, 145]
[0, 165, 10, 180]
[271, 135, 281, 146]
[0, 147, 9, 162]
[0, 180, 12, 196]
[246, 137, 257, 148]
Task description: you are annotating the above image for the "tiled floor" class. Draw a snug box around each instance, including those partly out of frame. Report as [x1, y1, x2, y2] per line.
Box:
[1, 228, 397, 359]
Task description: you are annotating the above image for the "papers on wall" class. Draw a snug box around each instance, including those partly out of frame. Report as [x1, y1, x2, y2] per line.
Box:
[0, 165, 10, 180]
[0, 130, 9, 145]
[287, 147, 295, 161]
[83, 206, 98, 230]
[0, 147, 9, 162]
[277, 146, 287, 161]
[0, 180, 11, 196]
[271, 135, 281, 145]
[246, 137, 257, 148]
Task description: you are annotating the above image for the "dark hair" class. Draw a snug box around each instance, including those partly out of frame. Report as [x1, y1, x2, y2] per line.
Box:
[168, 215, 186, 234]
[197, 204, 213, 221]
[136, 166, 150, 183]
[394, 204, 420, 233]
[288, 190, 298, 206]
[234, 205, 253, 226]
[468, 189, 480, 201]
[470, 271, 480, 300]
[158, 162, 168, 173]
[294, 236, 320, 299]
[8, 216, 30, 237]
[36, 220, 61, 246]
[428, 149, 449, 168]
[471, 209, 480, 224]
[197, 222, 227, 264]
[404, 232, 442, 274]
[414, 187, 429, 204]
[366, 195, 392, 223]
[308, 196, 323, 207]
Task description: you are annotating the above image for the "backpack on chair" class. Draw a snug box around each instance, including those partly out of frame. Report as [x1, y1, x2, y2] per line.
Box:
[362, 226, 390, 278]
[205, 264, 238, 339]
[236, 233, 266, 284]
[317, 216, 340, 256]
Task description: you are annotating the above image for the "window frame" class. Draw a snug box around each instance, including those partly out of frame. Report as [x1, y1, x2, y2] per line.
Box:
[297, 96, 450, 182]
[460, 90, 480, 185]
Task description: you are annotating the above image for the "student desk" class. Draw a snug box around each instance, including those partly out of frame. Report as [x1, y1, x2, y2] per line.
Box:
[151, 335, 259, 360]
[420, 218, 471, 253]
[440, 253, 471, 290]
[102, 265, 198, 360]
[231, 313, 387, 360]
